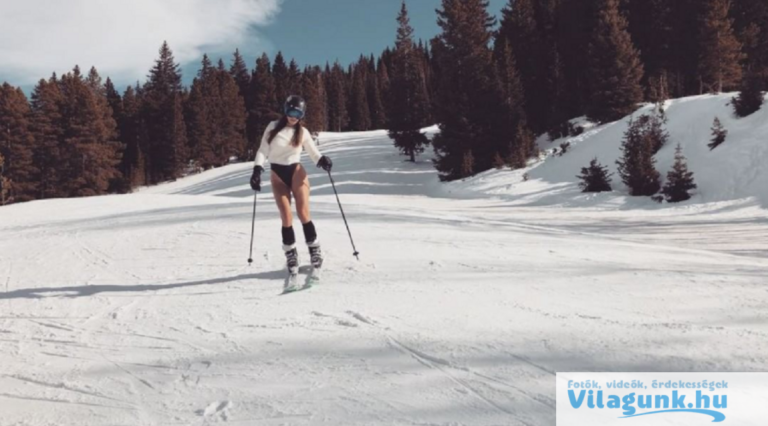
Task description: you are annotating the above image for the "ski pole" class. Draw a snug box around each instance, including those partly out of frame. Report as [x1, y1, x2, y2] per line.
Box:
[327, 170, 360, 260]
[247, 193, 258, 265]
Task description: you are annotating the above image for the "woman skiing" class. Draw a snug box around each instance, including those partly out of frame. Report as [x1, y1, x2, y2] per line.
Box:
[249, 95, 333, 289]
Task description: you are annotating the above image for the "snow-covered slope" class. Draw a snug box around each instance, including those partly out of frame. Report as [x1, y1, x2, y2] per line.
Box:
[1, 102, 767, 426]
[457, 93, 768, 209]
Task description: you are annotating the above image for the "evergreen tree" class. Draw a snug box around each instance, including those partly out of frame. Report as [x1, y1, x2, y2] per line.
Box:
[708, 117, 728, 150]
[247, 53, 278, 159]
[381, 47, 395, 77]
[616, 116, 661, 196]
[493, 39, 529, 163]
[166, 92, 188, 179]
[119, 86, 146, 188]
[104, 77, 131, 192]
[302, 67, 326, 133]
[215, 66, 247, 164]
[145, 42, 183, 95]
[432, 0, 505, 180]
[733, 0, 768, 90]
[461, 150, 475, 178]
[273, 52, 289, 108]
[636, 110, 669, 155]
[186, 73, 214, 167]
[349, 61, 372, 131]
[317, 67, 330, 131]
[326, 62, 349, 131]
[668, 0, 704, 97]
[647, 71, 671, 104]
[377, 57, 392, 117]
[287, 59, 302, 96]
[732, 71, 765, 117]
[368, 54, 378, 76]
[662, 144, 697, 202]
[557, 0, 600, 116]
[57, 68, 122, 197]
[497, 0, 536, 111]
[321, 63, 331, 129]
[345, 64, 355, 130]
[497, 0, 562, 134]
[545, 44, 568, 134]
[0, 83, 37, 202]
[577, 158, 614, 192]
[493, 151, 506, 169]
[104, 78, 123, 124]
[30, 75, 65, 199]
[0, 152, 9, 205]
[626, 0, 674, 100]
[388, 2, 431, 161]
[585, 0, 644, 123]
[199, 54, 215, 80]
[429, 36, 445, 94]
[142, 42, 188, 183]
[185, 54, 243, 169]
[88, 69, 125, 193]
[229, 49, 251, 103]
[418, 42, 435, 124]
[510, 121, 535, 168]
[367, 62, 387, 129]
[84, 68, 117, 140]
[85, 67, 105, 96]
[698, 0, 744, 93]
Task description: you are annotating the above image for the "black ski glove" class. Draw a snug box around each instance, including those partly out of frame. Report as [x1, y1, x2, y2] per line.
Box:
[250, 166, 264, 191]
[317, 156, 333, 172]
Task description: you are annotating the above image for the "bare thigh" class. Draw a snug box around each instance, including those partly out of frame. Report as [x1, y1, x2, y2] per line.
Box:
[292, 165, 311, 224]
[271, 171, 293, 227]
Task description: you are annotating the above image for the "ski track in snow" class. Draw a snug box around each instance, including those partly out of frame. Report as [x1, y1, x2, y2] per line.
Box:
[1, 98, 768, 425]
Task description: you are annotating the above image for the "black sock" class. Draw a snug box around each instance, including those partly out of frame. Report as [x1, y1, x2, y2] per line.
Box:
[302, 221, 317, 243]
[281, 226, 296, 246]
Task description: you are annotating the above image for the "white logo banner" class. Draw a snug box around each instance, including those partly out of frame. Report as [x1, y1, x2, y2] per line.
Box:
[556, 372, 768, 425]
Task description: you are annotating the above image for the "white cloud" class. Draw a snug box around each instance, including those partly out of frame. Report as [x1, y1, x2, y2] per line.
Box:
[0, 0, 282, 86]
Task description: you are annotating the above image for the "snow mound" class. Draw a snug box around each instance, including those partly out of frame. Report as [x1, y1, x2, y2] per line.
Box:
[456, 94, 768, 209]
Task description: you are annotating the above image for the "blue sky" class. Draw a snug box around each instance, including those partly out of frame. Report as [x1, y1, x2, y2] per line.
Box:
[256, 0, 508, 66]
[187, 0, 507, 87]
[0, 0, 507, 94]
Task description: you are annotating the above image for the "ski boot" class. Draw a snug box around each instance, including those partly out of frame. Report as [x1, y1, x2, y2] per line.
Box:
[307, 241, 323, 282]
[283, 245, 300, 292]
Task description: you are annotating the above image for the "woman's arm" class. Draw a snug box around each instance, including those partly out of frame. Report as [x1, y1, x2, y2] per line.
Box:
[302, 128, 323, 166]
[254, 122, 274, 167]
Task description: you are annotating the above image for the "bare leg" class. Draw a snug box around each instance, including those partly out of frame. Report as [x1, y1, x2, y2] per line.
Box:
[271, 171, 293, 227]
[292, 165, 311, 225]
[291, 165, 322, 271]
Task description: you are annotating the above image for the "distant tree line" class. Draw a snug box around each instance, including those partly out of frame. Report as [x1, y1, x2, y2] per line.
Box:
[0, 0, 765, 204]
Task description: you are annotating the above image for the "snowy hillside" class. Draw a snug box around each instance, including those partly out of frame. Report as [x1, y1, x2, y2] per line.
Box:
[458, 93, 768, 209]
[1, 99, 768, 426]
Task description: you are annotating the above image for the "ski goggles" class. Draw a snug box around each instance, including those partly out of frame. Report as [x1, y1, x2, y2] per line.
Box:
[286, 108, 305, 119]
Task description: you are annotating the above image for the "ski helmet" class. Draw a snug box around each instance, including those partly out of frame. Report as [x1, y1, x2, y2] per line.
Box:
[284, 95, 306, 119]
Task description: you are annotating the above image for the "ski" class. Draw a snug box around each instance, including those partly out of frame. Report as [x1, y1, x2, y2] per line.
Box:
[281, 269, 321, 294]
[308, 266, 321, 283]
[281, 283, 312, 294]
[280, 269, 321, 295]
[279, 244, 321, 294]
[281, 273, 305, 294]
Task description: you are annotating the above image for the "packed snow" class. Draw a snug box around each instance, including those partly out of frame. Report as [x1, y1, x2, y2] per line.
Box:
[1, 94, 767, 425]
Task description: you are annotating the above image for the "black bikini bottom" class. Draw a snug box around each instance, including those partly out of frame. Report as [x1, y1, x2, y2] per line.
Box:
[271, 163, 299, 188]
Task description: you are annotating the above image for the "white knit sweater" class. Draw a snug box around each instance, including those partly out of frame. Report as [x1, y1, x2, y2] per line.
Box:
[254, 121, 322, 167]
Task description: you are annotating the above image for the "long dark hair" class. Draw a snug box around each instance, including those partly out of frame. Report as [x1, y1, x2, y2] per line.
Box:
[268, 116, 303, 147]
